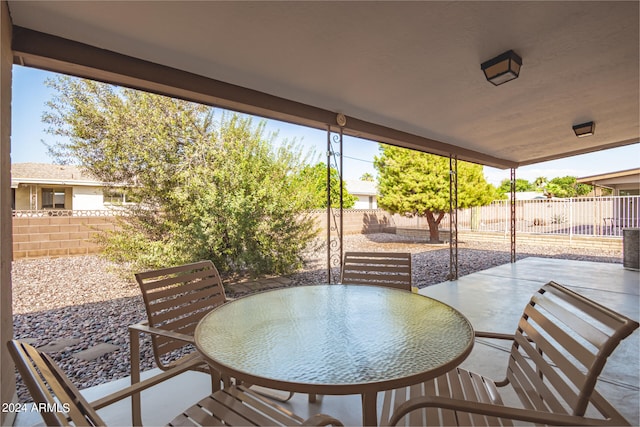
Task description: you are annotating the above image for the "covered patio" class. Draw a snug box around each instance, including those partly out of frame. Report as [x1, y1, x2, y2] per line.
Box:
[1, 2, 639, 425]
[13, 257, 640, 426]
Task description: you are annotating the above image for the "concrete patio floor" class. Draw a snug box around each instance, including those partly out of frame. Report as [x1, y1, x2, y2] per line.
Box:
[14, 257, 639, 426]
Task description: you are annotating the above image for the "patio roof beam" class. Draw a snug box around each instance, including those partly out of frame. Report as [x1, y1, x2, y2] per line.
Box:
[11, 26, 517, 170]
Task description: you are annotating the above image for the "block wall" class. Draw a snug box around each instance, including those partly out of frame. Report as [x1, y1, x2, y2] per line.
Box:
[309, 209, 394, 235]
[12, 210, 623, 260]
[12, 216, 116, 259]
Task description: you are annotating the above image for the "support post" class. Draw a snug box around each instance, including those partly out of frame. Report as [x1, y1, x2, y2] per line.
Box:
[326, 126, 331, 283]
[448, 155, 458, 280]
[0, 1, 15, 422]
[510, 168, 516, 263]
[339, 127, 343, 270]
[326, 125, 344, 283]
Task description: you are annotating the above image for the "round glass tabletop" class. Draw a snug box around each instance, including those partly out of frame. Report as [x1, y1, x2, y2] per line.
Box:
[195, 284, 474, 394]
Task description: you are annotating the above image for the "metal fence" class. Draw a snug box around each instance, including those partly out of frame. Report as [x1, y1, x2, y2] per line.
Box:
[391, 196, 639, 238]
[13, 196, 640, 238]
[12, 209, 118, 217]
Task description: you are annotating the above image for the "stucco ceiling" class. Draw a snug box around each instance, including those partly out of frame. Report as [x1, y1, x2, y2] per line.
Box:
[7, 1, 640, 169]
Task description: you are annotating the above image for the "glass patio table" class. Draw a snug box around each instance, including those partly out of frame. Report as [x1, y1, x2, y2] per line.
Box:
[195, 284, 474, 426]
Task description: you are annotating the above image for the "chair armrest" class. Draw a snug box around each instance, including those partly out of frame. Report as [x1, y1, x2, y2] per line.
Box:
[388, 395, 625, 426]
[474, 330, 516, 340]
[90, 357, 204, 410]
[129, 322, 195, 344]
[303, 414, 345, 426]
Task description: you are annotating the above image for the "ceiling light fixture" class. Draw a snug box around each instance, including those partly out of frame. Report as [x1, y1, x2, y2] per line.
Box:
[572, 121, 595, 137]
[481, 50, 522, 86]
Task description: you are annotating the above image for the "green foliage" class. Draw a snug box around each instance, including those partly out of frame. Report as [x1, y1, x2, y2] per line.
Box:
[296, 163, 357, 209]
[374, 144, 498, 241]
[495, 175, 592, 198]
[545, 176, 592, 198]
[533, 176, 548, 190]
[360, 172, 375, 182]
[44, 76, 319, 276]
[497, 178, 536, 194]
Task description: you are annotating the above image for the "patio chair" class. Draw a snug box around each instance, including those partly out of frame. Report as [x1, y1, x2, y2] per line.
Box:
[7, 339, 343, 427]
[130, 260, 291, 425]
[308, 251, 414, 403]
[381, 281, 639, 426]
[340, 252, 412, 291]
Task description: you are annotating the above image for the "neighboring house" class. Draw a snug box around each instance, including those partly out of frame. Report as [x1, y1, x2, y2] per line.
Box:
[11, 163, 124, 211]
[577, 168, 640, 196]
[578, 168, 640, 228]
[346, 180, 377, 209]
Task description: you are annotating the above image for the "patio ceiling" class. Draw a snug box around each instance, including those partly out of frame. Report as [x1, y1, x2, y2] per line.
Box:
[7, 1, 639, 169]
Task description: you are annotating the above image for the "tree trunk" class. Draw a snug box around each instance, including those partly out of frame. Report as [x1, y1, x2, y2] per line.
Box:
[425, 211, 445, 243]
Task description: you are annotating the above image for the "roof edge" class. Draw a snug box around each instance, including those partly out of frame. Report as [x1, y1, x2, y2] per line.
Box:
[12, 26, 518, 169]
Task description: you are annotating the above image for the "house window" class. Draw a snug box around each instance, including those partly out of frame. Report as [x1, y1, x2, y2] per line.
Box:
[42, 188, 66, 209]
[103, 188, 126, 204]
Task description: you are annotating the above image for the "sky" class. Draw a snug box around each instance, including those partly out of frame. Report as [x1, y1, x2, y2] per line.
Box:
[11, 66, 640, 186]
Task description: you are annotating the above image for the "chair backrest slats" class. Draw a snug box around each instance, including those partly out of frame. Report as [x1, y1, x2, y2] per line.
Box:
[151, 295, 220, 326]
[510, 334, 578, 412]
[22, 342, 94, 426]
[142, 268, 221, 293]
[135, 260, 227, 370]
[150, 286, 219, 314]
[147, 275, 223, 300]
[156, 310, 208, 335]
[506, 281, 639, 418]
[341, 252, 412, 291]
[531, 291, 610, 349]
[521, 304, 596, 371]
[545, 284, 624, 331]
[135, 260, 212, 280]
[7, 340, 105, 427]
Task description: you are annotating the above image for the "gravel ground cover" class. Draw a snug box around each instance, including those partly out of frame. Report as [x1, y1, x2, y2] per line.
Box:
[12, 233, 622, 401]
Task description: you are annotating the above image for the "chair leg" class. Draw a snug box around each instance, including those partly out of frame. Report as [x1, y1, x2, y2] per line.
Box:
[129, 328, 142, 427]
[210, 366, 222, 392]
[309, 394, 317, 403]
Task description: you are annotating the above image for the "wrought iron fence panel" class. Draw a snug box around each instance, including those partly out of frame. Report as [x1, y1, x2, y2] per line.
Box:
[12, 209, 123, 217]
[390, 196, 639, 238]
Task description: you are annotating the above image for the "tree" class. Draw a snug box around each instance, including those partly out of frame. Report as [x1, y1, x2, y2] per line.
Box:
[296, 163, 357, 209]
[43, 76, 319, 276]
[497, 178, 535, 194]
[374, 144, 499, 242]
[360, 172, 375, 182]
[545, 176, 592, 198]
[533, 176, 548, 191]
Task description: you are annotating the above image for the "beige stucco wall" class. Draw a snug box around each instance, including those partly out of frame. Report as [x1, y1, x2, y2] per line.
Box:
[72, 185, 106, 210]
[14, 184, 107, 211]
[13, 185, 30, 209]
[353, 194, 377, 209]
[1, 0, 15, 421]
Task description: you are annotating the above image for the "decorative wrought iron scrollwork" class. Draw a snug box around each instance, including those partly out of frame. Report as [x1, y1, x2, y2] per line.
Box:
[326, 127, 344, 284]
